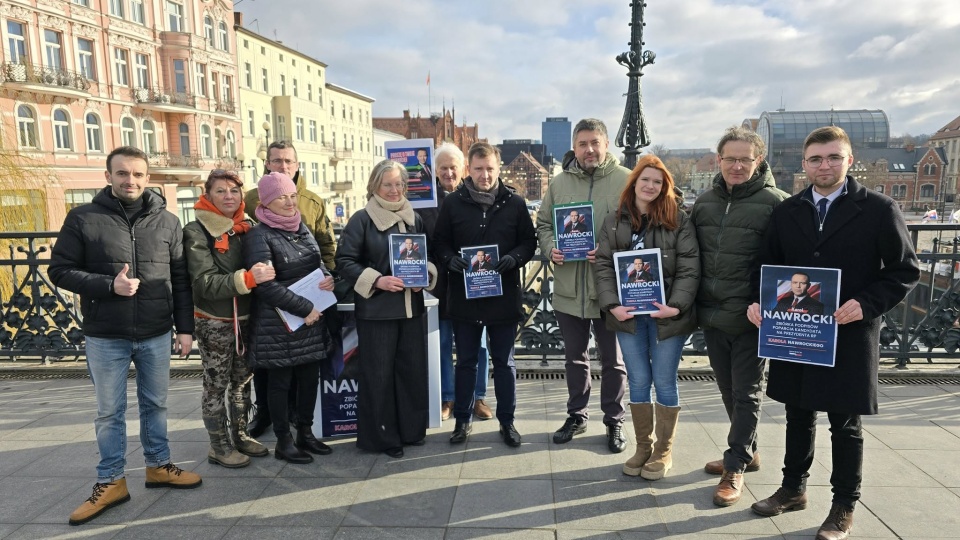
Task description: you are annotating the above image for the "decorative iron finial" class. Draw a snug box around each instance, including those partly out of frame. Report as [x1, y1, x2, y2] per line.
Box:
[615, 1, 656, 169]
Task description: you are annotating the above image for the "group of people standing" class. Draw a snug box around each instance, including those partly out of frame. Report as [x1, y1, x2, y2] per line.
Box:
[50, 117, 919, 540]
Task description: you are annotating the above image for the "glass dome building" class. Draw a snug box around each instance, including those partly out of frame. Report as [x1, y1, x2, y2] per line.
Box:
[755, 109, 889, 191]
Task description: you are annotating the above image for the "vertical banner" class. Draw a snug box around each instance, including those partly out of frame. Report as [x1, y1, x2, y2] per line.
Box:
[384, 138, 437, 209]
[758, 265, 840, 367]
[317, 313, 359, 438]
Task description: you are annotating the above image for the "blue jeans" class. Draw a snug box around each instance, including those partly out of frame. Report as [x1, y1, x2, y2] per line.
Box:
[452, 321, 516, 424]
[440, 319, 489, 401]
[616, 317, 686, 407]
[85, 332, 172, 483]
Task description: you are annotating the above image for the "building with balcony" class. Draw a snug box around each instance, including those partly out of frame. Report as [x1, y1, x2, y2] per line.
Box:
[0, 0, 243, 229]
[234, 20, 373, 222]
[753, 108, 889, 192]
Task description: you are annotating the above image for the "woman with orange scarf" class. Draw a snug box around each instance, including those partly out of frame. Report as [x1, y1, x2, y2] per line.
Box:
[184, 169, 276, 468]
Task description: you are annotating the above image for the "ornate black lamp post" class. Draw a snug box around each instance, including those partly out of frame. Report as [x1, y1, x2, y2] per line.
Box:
[615, 1, 656, 170]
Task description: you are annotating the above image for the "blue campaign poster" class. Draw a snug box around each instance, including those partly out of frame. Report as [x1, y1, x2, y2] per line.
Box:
[613, 248, 665, 315]
[758, 265, 841, 367]
[389, 234, 429, 288]
[461, 244, 503, 299]
[553, 202, 595, 261]
[317, 313, 359, 438]
[384, 138, 437, 210]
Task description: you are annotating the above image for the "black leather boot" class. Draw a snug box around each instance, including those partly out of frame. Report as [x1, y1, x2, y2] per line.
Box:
[247, 404, 272, 439]
[295, 425, 332, 455]
[274, 433, 313, 464]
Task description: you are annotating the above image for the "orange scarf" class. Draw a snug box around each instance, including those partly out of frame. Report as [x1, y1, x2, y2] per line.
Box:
[194, 195, 251, 252]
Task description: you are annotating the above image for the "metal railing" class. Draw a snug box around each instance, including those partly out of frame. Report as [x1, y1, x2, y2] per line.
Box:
[2, 225, 959, 366]
[134, 86, 197, 108]
[1, 62, 91, 92]
[148, 152, 204, 169]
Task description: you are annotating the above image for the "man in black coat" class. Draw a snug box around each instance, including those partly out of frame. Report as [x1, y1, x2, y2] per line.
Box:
[50, 146, 200, 525]
[747, 127, 920, 539]
[434, 142, 537, 448]
[773, 272, 824, 315]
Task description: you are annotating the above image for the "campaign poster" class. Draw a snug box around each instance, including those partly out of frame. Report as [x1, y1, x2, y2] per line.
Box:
[613, 248, 665, 315]
[758, 265, 840, 367]
[317, 313, 359, 438]
[389, 233, 429, 288]
[384, 138, 436, 209]
[462, 244, 503, 299]
[553, 202, 595, 261]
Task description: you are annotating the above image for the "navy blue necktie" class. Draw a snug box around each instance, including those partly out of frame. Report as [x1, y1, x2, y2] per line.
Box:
[817, 198, 829, 221]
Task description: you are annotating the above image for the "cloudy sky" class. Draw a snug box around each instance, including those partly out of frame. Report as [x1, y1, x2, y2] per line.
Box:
[236, 0, 960, 150]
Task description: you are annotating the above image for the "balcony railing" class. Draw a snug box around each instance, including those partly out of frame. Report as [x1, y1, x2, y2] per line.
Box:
[213, 157, 242, 170]
[329, 182, 353, 192]
[214, 101, 236, 115]
[1, 62, 91, 92]
[148, 152, 204, 169]
[134, 86, 197, 108]
[3, 225, 958, 366]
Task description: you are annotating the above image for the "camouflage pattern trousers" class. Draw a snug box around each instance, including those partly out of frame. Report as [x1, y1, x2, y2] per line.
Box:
[195, 318, 253, 418]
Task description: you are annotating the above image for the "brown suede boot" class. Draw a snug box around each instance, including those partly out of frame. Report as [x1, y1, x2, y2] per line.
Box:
[816, 503, 854, 540]
[145, 463, 202, 489]
[640, 403, 680, 480]
[68, 479, 130, 525]
[623, 403, 654, 476]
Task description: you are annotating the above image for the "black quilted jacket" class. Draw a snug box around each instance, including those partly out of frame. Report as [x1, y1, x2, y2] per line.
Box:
[241, 222, 330, 369]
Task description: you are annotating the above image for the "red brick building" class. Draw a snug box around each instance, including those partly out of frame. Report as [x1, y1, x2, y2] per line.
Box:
[373, 107, 484, 157]
[501, 151, 548, 201]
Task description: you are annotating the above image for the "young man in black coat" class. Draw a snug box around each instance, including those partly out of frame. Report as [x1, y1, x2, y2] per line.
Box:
[433, 142, 537, 447]
[747, 127, 920, 540]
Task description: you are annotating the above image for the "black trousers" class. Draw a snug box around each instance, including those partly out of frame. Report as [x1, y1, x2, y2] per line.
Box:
[782, 404, 863, 509]
[554, 311, 626, 424]
[703, 328, 765, 472]
[354, 316, 428, 452]
[267, 360, 320, 438]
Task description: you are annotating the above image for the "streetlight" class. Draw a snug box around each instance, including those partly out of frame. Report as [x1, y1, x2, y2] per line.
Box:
[256, 121, 271, 161]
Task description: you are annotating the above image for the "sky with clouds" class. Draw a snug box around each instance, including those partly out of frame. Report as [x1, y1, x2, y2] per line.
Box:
[236, 0, 960, 151]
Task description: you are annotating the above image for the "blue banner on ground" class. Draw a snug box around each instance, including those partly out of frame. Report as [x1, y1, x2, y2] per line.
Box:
[318, 313, 359, 438]
[758, 265, 840, 367]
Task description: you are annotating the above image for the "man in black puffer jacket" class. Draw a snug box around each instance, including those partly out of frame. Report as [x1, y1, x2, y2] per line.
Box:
[49, 146, 198, 526]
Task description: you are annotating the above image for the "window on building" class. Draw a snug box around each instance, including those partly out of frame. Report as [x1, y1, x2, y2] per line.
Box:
[130, 0, 145, 24]
[331, 131, 336, 148]
[350, 106, 353, 121]
[141, 119, 155, 154]
[221, 75, 232, 102]
[17, 105, 37, 148]
[134, 53, 149, 88]
[342, 133, 346, 148]
[320, 126, 325, 145]
[279, 53, 284, 62]
[200, 125, 212, 157]
[218, 21, 229, 52]
[279, 74, 286, 95]
[109, 0, 124, 18]
[295, 117, 304, 141]
[330, 101, 334, 116]
[925, 163, 936, 176]
[77, 38, 95, 80]
[214, 128, 223, 158]
[226, 130, 236, 158]
[7, 21, 27, 64]
[85, 113, 102, 152]
[243, 39, 248, 49]
[177, 187, 201, 224]
[261, 68, 268, 92]
[277, 116, 286, 139]
[210, 74, 218, 103]
[920, 184, 934, 198]
[114, 48, 129, 86]
[247, 110, 254, 135]
[244, 62, 251, 88]
[53, 109, 72, 151]
[322, 164, 327, 187]
[318, 87, 323, 106]
[311, 163, 319, 186]
[166, 1, 184, 32]
[342, 104, 346, 119]
[307, 83, 312, 101]
[309, 120, 317, 143]
[121, 117, 136, 147]
[351, 135, 354, 150]
[293, 78, 298, 97]
[44, 30, 63, 70]
[178, 123, 190, 155]
[65, 188, 99, 211]
[173, 58, 186, 93]
[72, 0, 90, 6]
[204, 15, 214, 43]
[195, 63, 206, 96]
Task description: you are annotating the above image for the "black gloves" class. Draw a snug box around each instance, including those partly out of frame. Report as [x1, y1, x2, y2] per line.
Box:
[448, 256, 470, 273]
[494, 254, 518, 273]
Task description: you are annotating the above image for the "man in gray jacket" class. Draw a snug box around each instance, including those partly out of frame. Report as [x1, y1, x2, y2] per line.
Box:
[536, 118, 630, 453]
[691, 127, 788, 507]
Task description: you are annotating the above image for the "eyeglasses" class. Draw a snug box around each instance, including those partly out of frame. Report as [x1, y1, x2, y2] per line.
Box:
[380, 183, 405, 191]
[804, 155, 847, 168]
[720, 157, 758, 167]
[269, 158, 297, 166]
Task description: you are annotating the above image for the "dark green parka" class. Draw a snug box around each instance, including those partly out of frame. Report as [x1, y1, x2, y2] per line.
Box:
[183, 209, 255, 320]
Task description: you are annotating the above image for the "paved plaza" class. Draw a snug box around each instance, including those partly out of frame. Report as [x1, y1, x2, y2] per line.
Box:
[1, 369, 959, 539]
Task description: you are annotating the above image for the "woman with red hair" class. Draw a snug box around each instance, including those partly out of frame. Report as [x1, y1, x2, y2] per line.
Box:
[596, 154, 700, 481]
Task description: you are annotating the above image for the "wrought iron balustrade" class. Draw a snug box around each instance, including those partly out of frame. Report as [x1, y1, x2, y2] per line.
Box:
[134, 86, 197, 108]
[1, 62, 91, 92]
[148, 152, 204, 169]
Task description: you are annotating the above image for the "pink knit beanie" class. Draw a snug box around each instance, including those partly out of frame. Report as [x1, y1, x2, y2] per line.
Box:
[257, 172, 296, 206]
